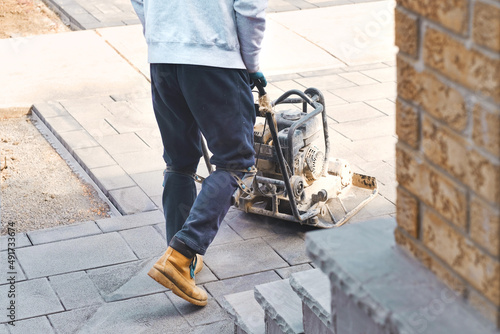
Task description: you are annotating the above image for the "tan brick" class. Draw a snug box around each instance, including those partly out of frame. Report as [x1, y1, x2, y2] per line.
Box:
[422, 209, 500, 306]
[422, 115, 468, 183]
[395, 8, 419, 57]
[397, 56, 467, 132]
[396, 186, 419, 237]
[397, 0, 468, 34]
[424, 28, 500, 103]
[467, 149, 500, 204]
[473, 1, 500, 52]
[468, 289, 500, 328]
[473, 104, 500, 156]
[470, 196, 500, 258]
[395, 226, 467, 295]
[396, 99, 419, 148]
[396, 143, 468, 229]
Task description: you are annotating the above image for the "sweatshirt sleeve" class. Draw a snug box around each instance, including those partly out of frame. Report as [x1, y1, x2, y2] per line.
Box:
[131, 0, 146, 32]
[233, 0, 267, 73]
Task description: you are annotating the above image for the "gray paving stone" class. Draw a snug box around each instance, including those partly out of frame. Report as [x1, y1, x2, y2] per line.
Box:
[166, 291, 229, 326]
[204, 239, 288, 280]
[211, 221, 244, 246]
[0, 324, 8, 334]
[87, 257, 166, 302]
[330, 115, 395, 141]
[205, 270, 281, 309]
[27, 221, 101, 245]
[255, 279, 304, 334]
[76, 293, 189, 334]
[224, 290, 265, 334]
[0, 233, 31, 251]
[15, 232, 137, 279]
[48, 306, 101, 334]
[264, 234, 310, 266]
[225, 209, 279, 240]
[32, 101, 68, 118]
[295, 74, 357, 91]
[89, 165, 136, 193]
[57, 129, 99, 152]
[45, 114, 82, 134]
[129, 170, 164, 197]
[338, 71, 379, 85]
[365, 98, 395, 116]
[73, 146, 116, 170]
[0, 251, 26, 284]
[104, 112, 156, 134]
[119, 225, 166, 259]
[191, 319, 234, 334]
[0, 278, 63, 322]
[49, 271, 104, 309]
[345, 194, 396, 224]
[326, 101, 385, 123]
[97, 132, 150, 155]
[346, 135, 397, 162]
[275, 263, 314, 279]
[361, 66, 397, 82]
[108, 186, 157, 214]
[6, 316, 55, 334]
[330, 81, 396, 103]
[112, 149, 165, 175]
[96, 209, 164, 232]
[290, 269, 332, 329]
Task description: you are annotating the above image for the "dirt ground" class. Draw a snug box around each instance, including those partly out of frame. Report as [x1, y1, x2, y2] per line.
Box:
[0, 113, 110, 235]
[0, 0, 70, 39]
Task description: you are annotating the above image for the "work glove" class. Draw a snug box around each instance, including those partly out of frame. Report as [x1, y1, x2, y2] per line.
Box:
[249, 71, 267, 89]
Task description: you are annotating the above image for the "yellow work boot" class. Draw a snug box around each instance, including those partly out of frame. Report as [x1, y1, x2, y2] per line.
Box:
[148, 247, 208, 306]
[194, 254, 203, 275]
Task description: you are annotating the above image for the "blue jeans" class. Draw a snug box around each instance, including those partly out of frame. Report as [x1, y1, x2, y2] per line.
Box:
[150, 64, 256, 255]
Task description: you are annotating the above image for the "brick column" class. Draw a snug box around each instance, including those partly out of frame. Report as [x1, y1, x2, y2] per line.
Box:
[394, 0, 500, 327]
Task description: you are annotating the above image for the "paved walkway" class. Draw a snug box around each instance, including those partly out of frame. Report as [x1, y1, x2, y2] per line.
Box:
[0, 1, 397, 332]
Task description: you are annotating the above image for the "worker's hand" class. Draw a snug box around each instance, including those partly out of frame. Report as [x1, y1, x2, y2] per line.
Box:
[249, 71, 267, 89]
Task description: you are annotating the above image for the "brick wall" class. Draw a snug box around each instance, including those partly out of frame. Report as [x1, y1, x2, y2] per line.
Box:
[394, 0, 500, 327]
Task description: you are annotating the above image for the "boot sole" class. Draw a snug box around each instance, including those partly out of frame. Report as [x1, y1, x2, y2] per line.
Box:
[147, 267, 207, 307]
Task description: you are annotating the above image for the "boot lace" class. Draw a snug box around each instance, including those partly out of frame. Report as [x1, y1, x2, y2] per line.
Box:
[189, 256, 198, 279]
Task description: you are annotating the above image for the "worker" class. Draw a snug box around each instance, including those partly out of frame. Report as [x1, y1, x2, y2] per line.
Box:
[130, 0, 268, 306]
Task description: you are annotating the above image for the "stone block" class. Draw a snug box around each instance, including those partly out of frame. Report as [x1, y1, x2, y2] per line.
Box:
[0, 278, 63, 322]
[365, 98, 395, 116]
[326, 102, 385, 123]
[112, 149, 165, 175]
[307, 218, 497, 333]
[7, 317, 55, 334]
[87, 257, 166, 302]
[166, 291, 229, 326]
[473, 104, 500, 156]
[397, 0, 468, 34]
[329, 114, 395, 140]
[45, 115, 82, 134]
[331, 82, 397, 103]
[263, 234, 310, 265]
[97, 132, 150, 155]
[424, 28, 500, 103]
[224, 290, 265, 334]
[396, 186, 419, 238]
[467, 149, 500, 205]
[396, 98, 419, 148]
[0, 250, 27, 282]
[204, 239, 288, 279]
[361, 66, 397, 83]
[290, 269, 333, 330]
[254, 279, 304, 334]
[191, 320, 234, 334]
[210, 221, 244, 246]
[294, 74, 356, 92]
[396, 143, 467, 229]
[0, 232, 31, 251]
[275, 264, 314, 279]
[205, 271, 281, 309]
[48, 306, 101, 334]
[470, 196, 500, 257]
[337, 72, 379, 85]
[16, 232, 137, 279]
[49, 271, 104, 309]
[73, 146, 116, 170]
[397, 56, 467, 132]
[473, 1, 500, 52]
[422, 208, 500, 306]
[129, 170, 164, 197]
[119, 225, 166, 259]
[58, 129, 99, 151]
[108, 186, 157, 214]
[302, 304, 335, 334]
[96, 210, 164, 232]
[422, 115, 468, 183]
[27, 220, 101, 245]
[90, 165, 136, 193]
[395, 7, 418, 57]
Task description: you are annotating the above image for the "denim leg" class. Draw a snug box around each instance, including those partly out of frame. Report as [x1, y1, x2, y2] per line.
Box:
[151, 63, 255, 255]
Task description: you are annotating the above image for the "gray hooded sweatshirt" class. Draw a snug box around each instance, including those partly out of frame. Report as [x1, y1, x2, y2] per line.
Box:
[130, 0, 267, 73]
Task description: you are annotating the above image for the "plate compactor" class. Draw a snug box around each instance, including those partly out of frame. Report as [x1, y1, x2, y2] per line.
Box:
[204, 85, 378, 228]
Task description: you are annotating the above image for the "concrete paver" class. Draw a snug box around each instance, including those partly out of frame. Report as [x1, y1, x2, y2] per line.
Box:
[7, 317, 55, 334]
[0, 0, 399, 332]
